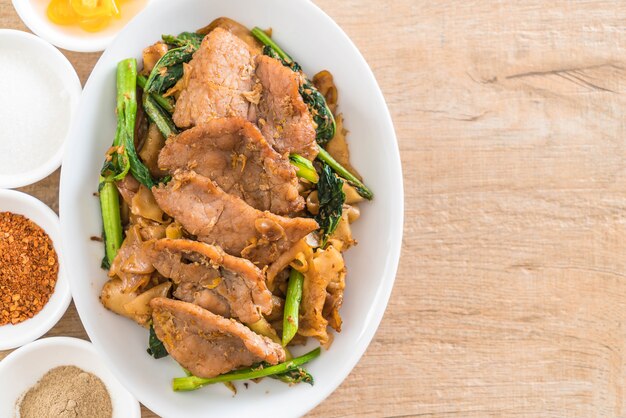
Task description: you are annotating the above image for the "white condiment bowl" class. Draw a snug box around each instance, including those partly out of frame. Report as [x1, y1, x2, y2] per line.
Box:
[11, 0, 151, 53]
[0, 30, 81, 189]
[0, 337, 140, 417]
[0, 189, 71, 350]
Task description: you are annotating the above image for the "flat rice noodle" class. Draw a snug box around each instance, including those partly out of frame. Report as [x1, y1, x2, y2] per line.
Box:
[312, 70, 338, 114]
[109, 225, 154, 293]
[323, 114, 362, 180]
[131, 185, 165, 223]
[124, 282, 172, 322]
[138, 124, 168, 178]
[328, 211, 356, 252]
[266, 238, 309, 291]
[298, 245, 345, 346]
[100, 279, 171, 326]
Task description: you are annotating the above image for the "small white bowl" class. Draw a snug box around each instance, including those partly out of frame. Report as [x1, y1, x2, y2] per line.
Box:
[0, 190, 71, 350]
[0, 30, 81, 189]
[0, 337, 140, 417]
[12, 0, 151, 53]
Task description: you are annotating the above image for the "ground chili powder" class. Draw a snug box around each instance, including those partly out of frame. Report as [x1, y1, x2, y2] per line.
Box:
[0, 212, 58, 325]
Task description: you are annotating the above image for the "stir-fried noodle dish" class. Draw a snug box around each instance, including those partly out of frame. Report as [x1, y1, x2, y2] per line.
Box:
[97, 17, 373, 392]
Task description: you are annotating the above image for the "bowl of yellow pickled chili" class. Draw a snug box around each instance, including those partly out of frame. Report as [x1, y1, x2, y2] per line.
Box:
[12, 0, 151, 52]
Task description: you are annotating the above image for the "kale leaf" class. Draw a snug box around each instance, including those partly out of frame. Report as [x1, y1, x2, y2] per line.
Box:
[144, 45, 195, 95]
[147, 323, 169, 359]
[271, 366, 314, 385]
[315, 164, 345, 246]
[162, 32, 205, 49]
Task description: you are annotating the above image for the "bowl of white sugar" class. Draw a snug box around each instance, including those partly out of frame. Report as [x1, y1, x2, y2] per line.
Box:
[0, 29, 81, 189]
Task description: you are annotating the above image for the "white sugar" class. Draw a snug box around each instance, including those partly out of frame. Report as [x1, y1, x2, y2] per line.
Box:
[0, 48, 71, 176]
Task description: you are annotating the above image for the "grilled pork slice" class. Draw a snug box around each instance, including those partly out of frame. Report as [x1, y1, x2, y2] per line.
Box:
[158, 117, 304, 215]
[150, 298, 286, 378]
[196, 17, 263, 55]
[254, 55, 318, 160]
[152, 171, 318, 266]
[145, 238, 272, 323]
[172, 28, 256, 129]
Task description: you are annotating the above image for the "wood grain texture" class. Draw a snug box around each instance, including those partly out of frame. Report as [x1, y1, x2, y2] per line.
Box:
[4, 0, 626, 416]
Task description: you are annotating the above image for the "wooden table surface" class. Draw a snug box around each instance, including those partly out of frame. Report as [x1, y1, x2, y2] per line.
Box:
[4, 0, 626, 416]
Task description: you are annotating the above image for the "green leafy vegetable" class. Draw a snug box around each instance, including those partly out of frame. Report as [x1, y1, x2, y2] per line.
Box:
[144, 44, 195, 95]
[289, 154, 319, 183]
[251, 28, 292, 63]
[101, 254, 111, 270]
[98, 176, 123, 267]
[272, 367, 314, 385]
[300, 80, 336, 144]
[246, 317, 315, 384]
[317, 148, 373, 200]
[115, 59, 155, 189]
[147, 323, 168, 359]
[140, 45, 188, 142]
[162, 32, 205, 49]
[172, 347, 321, 391]
[98, 58, 145, 266]
[315, 164, 345, 246]
[143, 93, 178, 140]
[137, 74, 174, 114]
[99, 59, 136, 182]
[262, 45, 300, 72]
[282, 269, 304, 346]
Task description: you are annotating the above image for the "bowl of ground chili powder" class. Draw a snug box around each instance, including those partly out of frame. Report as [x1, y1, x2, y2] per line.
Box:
[0, 189, 71, 350]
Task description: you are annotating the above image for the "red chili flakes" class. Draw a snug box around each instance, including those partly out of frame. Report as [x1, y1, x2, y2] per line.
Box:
[0, 212, 59, 325]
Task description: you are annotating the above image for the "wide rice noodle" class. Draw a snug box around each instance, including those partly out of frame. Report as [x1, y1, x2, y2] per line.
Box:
[298, 245, 345, 347]
[131, 185, 165, 223]
[266, 238, 310, 290]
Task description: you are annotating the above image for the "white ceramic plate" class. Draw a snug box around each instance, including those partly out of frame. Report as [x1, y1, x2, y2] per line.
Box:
[59, 0, 403, 416]
[0, 190, 71, 350]
[0, 337, 140, 417]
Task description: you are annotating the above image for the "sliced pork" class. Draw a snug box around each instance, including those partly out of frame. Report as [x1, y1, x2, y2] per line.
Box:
[172, 28, 256, 128]
[145, 238, 272, 323]
[197, 17, 263, 54]
[254, 55, 318, 160]
[150, 298, 285, 378]
[151, 171, 319, 266]
[158, 117, 304, 214]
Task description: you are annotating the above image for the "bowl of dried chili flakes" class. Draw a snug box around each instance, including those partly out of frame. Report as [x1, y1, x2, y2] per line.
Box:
[0, 189, 71, 350]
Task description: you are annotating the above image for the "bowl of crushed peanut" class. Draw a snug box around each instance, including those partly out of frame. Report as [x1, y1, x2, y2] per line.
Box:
[0, 189, 71, 350]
